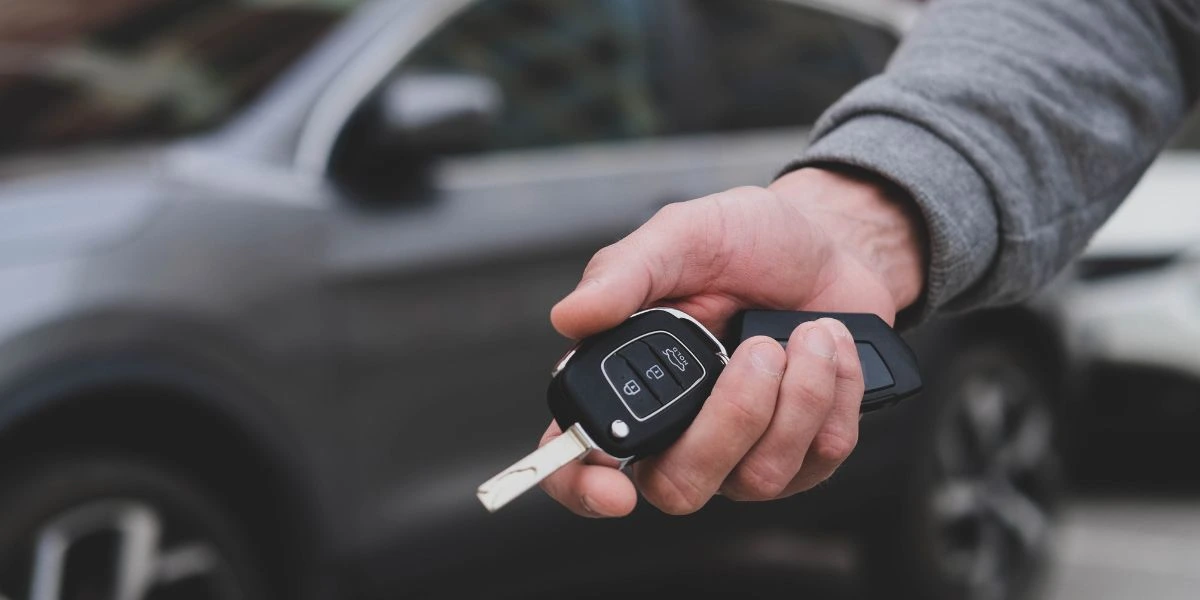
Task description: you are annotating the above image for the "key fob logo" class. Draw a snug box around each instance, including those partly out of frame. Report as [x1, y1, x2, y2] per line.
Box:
[662, 347, 688, 372]
[622, 380, 642, 396]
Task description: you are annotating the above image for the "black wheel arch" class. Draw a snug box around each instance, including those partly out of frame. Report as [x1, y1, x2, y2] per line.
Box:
[906, 304, 1075, 406]
[859, 304, 1071, 600]
[0, 352, 333, 600]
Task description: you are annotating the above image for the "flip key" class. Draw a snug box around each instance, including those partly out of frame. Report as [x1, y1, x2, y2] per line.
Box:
[724, 310, 922, 412]
[476, 307, 921, 512]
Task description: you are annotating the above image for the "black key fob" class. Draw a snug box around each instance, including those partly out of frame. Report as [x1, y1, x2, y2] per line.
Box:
[548, 308, 729, 459]
[725, 310, 922, 412]
[547, 308, 922, 463]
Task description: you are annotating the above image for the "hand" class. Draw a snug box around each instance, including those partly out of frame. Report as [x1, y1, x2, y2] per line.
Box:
[539, 167, 927, 517]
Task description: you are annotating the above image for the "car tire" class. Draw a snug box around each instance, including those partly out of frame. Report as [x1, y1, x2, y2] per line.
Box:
[861, 337, 1063, 600]
[0, 453, 271, 600]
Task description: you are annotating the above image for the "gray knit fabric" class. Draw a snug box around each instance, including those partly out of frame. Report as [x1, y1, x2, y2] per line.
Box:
[784, 0, 1200, 321]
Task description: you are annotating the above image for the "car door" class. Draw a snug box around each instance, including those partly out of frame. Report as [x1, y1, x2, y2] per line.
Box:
[317, 0, 902, 576]
[321, 0, 693, 556]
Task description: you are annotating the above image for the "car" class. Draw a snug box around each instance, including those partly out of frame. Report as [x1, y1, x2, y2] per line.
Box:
[0, 1, 1064, 599]
[1047, 116, 1200, 483]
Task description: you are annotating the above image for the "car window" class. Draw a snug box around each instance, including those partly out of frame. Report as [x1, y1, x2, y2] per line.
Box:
[328, 0, 897, 200]
[399, 0, 663, 151]
[0, 0, 356, 159]
[660, 0, 897, 134]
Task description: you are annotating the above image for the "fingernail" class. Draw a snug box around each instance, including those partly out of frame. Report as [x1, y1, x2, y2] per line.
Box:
[749, 341, 785, 376]
[824, 318, 852, 340]
[804, 325, 837, 359]
[825, 316, 854, 340]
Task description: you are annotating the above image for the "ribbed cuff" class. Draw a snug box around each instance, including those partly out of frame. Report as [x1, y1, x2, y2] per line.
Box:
[779, 114, 999, 325]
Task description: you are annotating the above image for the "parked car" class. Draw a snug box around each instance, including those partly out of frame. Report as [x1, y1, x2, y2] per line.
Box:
[0, 1, 1064, 599]
[1048, 120, 1200, 482]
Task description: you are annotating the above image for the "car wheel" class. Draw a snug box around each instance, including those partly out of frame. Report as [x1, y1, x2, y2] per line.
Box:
[863, 339, 1062, 600]
[0, 454, 270, 600]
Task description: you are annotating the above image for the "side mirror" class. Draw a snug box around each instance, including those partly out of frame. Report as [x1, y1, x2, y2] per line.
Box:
[376, 71, 502, 155]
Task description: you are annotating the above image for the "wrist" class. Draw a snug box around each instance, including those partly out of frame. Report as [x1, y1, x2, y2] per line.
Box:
[768, 166, 928, 313]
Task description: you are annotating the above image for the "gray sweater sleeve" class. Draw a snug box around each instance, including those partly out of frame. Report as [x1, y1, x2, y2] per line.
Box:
[784, 0, 1200, 320]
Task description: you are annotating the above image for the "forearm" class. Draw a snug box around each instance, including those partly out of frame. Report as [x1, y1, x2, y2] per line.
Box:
[785, 0, 1200, 319]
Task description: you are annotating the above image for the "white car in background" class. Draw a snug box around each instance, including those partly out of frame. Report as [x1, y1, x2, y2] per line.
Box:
[1061, 152, 1200, 377]
[1046, 119, 1200, 479]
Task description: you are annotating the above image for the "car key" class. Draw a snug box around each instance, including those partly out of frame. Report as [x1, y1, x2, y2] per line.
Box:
[477, 307, 728, 512]
[476, 307, 921, 512]
[724, 310, 922, 412]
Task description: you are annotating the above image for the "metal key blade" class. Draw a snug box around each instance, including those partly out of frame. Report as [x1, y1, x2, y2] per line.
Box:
[477, 423, 594, 512]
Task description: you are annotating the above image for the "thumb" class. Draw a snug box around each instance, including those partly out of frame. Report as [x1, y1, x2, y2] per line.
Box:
[550, 202, 713, 339]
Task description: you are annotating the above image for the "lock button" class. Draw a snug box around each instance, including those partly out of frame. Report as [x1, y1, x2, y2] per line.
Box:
[601, 354, 661, 419]
[618, 340, 685, 406]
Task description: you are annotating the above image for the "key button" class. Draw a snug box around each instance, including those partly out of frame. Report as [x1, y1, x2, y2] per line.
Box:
[642, 333, 703, 387]
[856, 342, 896, 392]
[602, 355, 661, 419]
[618, 341, 685, 404]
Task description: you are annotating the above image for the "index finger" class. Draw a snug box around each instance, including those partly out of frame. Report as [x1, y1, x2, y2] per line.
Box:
[549, 198, 719, 339]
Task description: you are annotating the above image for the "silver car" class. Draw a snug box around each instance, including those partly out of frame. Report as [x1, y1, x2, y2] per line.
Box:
[0, 1, 1062, 599]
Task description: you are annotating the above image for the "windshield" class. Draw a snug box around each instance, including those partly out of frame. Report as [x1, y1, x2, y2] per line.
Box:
[0, 0, 358, 160]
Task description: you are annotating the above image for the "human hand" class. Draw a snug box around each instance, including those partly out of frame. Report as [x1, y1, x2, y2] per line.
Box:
[539, 167, 927, 517]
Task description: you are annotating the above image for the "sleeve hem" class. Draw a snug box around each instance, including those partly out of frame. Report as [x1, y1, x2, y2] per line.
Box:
[779, 114, 1000, 324]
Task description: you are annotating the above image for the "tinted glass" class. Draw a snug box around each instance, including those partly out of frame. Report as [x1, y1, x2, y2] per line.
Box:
[0, 0, 355, 159]
[400, 0, 661, 151]
[664, 0, 897, 133]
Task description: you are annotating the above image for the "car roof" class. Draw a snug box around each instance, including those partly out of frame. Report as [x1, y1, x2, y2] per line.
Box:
[1084, 151, 1200, 256]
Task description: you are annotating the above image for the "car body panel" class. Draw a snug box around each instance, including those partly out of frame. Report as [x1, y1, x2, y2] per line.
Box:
[1059, 151, 1200, 381]
[1084, 151, 1200, 257]
[0, 0, 931, 596]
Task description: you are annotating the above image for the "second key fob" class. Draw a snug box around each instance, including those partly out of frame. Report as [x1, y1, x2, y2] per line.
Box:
[725, 310, 922, 412]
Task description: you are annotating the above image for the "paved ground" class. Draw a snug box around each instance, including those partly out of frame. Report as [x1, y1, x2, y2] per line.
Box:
[598, 493, 1200, 600]
[1047, 495, 1200, 600]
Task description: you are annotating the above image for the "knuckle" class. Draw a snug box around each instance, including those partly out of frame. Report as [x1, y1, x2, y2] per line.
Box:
[641, 467, 707, 515]
[813, 429, 859, 465]
[783, 374, 834, 419]
[727, 185, 771, 199]
[587, 243, 621, 268]
[726, 460, 789, 500]
[721, 387, 774, 439]
[652, 200, 691, 223]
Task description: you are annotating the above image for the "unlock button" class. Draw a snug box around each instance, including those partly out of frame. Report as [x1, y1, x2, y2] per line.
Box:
[619, 341, 685, 404]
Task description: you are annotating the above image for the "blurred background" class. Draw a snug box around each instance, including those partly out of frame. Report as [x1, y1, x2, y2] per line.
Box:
[0, 1, 1198, 599]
